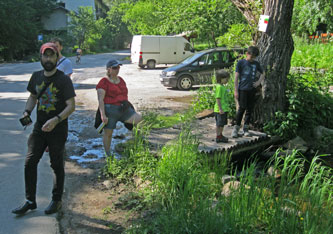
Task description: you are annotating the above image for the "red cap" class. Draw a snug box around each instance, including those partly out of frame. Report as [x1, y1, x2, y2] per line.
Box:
[40, 42, 59, 55]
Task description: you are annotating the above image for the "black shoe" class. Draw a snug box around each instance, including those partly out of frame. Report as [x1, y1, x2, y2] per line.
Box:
[216, 135, 228, 143]
[12, 201, 37, 215]
[44, 200, 62, 215]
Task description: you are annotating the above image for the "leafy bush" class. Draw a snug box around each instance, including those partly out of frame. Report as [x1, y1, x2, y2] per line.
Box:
[217, 23, 253, 48]
[264, 71, 333, 139]
[192, 69, 237, 119]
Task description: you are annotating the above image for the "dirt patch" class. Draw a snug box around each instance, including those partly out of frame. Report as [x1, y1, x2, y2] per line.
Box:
[59, 97, 189, 233]
[60, 159, 139, 234]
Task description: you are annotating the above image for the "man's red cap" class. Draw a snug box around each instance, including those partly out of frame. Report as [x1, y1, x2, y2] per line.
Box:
[40, 42, 59, 55]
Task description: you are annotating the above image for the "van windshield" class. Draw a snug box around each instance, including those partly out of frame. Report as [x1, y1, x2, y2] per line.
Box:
[180, 52, 204, 65]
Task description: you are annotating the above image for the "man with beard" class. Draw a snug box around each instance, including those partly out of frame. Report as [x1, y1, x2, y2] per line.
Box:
[12, 43, 76, 215]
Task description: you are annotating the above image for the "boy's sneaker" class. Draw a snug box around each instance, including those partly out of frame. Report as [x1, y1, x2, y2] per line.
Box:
[216, 135, 228, 143]
[243, 125, 251, 137]
[231, 125, 240, 138]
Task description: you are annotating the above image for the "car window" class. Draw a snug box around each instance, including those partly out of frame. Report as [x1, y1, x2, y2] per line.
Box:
[229, 50, 243, 61]
[180, 52, 204, 64]
[207, 52, 220, 65]
[191, 54, 209, 67]
[221, 51, 229, 63]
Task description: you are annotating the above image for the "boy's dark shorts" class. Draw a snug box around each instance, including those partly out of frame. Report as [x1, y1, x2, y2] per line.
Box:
[215, 112, 228, 127]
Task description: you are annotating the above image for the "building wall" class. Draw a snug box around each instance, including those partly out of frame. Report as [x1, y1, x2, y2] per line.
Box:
[63, 0, 95, 13]
[43, 0, 96, 31]
[42, 9, 68, 31]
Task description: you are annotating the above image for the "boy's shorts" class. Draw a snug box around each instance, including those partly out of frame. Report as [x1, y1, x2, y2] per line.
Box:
[104, 104, 136, 129]
[215, 112, 228, 127]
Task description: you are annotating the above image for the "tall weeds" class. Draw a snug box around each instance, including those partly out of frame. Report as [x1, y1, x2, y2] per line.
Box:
[127, 131, 333, 233]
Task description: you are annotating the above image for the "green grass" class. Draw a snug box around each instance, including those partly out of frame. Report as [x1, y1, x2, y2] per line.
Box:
[142, 112, 183, 129]
[102, 38, 333, 232]
[103, 120, 333, 233]
[125, 131, 333, 233]
[291, 37, 333, 70]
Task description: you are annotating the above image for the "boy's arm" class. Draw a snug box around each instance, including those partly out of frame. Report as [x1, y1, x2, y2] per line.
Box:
[234, 72, 239, 100]
[254, 71, 265, 88]
[216, 98, 224, 114]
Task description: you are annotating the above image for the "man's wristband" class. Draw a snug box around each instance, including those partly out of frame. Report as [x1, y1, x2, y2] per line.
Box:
[56, 115, 62, 123]
[24, 110, 31, 116]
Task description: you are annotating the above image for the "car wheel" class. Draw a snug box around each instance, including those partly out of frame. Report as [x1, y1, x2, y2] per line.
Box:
[177, 75, 193, 90]
[147, 60, 156, 69]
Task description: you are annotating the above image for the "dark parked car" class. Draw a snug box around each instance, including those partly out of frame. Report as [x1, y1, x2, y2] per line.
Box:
[160, 47, 245, 90]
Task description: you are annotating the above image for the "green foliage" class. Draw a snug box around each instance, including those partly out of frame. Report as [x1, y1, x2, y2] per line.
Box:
[123, 0, 245, 46]
[68, 6, 105, 51]
[103, 125, 158, 182]
[0, 0, 57, 61]
[264, 71, 333, 139]
[142, 112, 183, 129]
[192, 86, 216, 112]
[101, 1, 132, 49]
[292, 0, 333, 35]
[217, 24, 253, 48]
[192, 68, 238, 119]
[291, 37, 333, 69]
[127, 134, 333, 233]
[153, 132, 213, 206]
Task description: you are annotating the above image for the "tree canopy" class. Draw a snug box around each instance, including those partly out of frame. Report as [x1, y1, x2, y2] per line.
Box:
[292, 0, 333, 35]
[122, 0, 246, 46]
[0, 0, 56, 60]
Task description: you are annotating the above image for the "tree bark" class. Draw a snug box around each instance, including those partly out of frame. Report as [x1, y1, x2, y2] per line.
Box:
[255, 0, 294, 126]
[231, 0, 294, 126]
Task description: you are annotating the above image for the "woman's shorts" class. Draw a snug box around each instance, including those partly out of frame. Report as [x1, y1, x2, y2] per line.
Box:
[215, 112, 228, 127]
[104, 104, 136, 130]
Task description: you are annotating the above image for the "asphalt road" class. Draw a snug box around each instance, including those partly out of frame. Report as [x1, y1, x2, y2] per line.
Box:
[0, 50, 193, 234]
[0, 61, 60, 233]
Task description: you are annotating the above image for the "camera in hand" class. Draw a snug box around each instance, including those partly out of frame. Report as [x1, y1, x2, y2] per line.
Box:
[19, 115, 32, 126]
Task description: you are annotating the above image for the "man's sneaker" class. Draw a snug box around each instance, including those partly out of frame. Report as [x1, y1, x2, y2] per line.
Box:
[216, 135, 229, 143]
[231, 125, 240, 138]
[243, 125, 251, 137]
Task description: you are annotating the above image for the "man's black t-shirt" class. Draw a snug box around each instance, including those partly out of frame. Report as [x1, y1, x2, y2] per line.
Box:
[27, 70, 76, 127]
[236, 59, 263, 91]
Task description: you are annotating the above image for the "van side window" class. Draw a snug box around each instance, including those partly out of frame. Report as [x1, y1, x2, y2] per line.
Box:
[184, 43, 192, 51]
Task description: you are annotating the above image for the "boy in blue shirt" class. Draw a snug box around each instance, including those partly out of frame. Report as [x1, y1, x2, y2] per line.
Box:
[232, 46, 265, 138]
[214, 69, 231, 143]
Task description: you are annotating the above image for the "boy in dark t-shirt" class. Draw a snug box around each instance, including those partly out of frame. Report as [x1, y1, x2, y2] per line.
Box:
[232, 46, 265, 138]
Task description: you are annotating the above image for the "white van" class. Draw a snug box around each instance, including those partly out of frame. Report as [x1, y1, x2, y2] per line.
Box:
[131, 35, 194, 69]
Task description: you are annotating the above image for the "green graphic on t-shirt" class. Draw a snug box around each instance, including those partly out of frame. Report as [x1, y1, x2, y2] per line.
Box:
[37, 82, 58, 113]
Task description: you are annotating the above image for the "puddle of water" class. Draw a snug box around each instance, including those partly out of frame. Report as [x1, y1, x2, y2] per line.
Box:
[67, 113, 130, 166]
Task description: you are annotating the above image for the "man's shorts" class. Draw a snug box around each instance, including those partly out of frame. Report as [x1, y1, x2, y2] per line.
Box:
[104, 104, 136, 129]
[215, 112, 228, 127]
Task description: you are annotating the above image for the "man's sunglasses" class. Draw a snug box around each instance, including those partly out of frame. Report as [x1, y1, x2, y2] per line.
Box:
[111, 66, 120, 69]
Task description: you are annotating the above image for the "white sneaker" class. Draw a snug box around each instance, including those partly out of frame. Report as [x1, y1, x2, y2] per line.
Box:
[231, 125, 240, 138]
[243, 125, 251, 137]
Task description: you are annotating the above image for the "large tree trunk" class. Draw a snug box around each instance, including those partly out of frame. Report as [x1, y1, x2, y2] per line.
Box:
[231, 0, 294, 126]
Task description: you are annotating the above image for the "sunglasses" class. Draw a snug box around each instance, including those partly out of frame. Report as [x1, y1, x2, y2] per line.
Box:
[111, 66, 120, 70]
